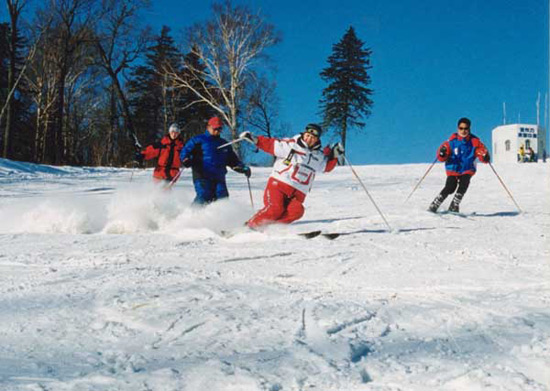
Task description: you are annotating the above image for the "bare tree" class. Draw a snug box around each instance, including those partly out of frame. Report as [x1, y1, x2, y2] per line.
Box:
[2, 0, 27, 159]
[242, 76, 279, 138]
[165, 0, 280, 152]
[62, 61, 99, 164]
[241, 75, 292, 165]
[92, 0, 150, 162]
[44, 0, 95, 165]
[25, 44, 58, 162]
[24, 11, 60, 163]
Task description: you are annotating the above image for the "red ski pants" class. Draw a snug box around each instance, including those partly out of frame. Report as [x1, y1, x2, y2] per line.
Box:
[247, 178, 306, 228]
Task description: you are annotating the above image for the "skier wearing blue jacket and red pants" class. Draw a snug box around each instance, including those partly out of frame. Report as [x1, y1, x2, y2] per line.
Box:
[429, 117, 490, 213]
[180, 117, 250, 205]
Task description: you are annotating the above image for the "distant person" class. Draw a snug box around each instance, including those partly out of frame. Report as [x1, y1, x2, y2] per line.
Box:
[526, 146, 535, 162]
[428, 117, 490, 213]
[135, 123, 184, 183]
[543, 149, 547, 163]
[239, 123, 342, 228]
[180, 116, 250, 205]
[518, 145, 525, 163]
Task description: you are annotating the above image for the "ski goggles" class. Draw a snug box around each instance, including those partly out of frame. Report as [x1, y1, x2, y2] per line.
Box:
[304, 127, 321, 138]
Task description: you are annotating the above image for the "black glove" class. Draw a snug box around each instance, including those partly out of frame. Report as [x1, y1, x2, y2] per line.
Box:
[134, 151, 144, 167]
[482, 151, 491, 163]
[439, 146, 448, 158]
[181, 158, 192, 168]
[233, 165, 251, 178]
[331, 142, 345, 160]
[239, 131, 258, 144]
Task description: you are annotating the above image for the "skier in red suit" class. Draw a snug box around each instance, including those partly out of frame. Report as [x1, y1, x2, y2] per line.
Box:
[136, 123, 184, 183]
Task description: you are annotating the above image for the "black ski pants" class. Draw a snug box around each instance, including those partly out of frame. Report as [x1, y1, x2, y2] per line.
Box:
[439, 174, 471, 199]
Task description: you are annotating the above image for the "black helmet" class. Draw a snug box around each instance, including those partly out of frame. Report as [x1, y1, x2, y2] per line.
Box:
[304, 123, 322, 138]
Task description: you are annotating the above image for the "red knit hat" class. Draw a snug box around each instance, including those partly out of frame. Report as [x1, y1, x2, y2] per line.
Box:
[208, 117, 223, 128]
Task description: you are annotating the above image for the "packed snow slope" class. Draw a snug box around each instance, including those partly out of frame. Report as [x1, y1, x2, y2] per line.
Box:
[0, 158, 549, 391]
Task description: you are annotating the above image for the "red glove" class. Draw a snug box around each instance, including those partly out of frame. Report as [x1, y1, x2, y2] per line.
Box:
[437, 143, 450, 161]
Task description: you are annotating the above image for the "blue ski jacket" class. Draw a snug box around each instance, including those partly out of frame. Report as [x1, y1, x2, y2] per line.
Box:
[437, 133, 488, 176]
[180, 131, 243, 181]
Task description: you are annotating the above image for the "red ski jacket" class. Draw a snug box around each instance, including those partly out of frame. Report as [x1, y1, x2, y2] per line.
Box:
[142, 135, 184, 181]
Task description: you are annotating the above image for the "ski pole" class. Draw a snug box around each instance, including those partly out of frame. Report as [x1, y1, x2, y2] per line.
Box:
[129, 160, 139, 183]
[343, 155, 392, 231]
[217, 135, 257, 150]
[246, 176, 255, 210]
[130, 140, 143, 183]
[404, 157, 438, 202]
[218, 137, 246, 149]
[488, 162, 522, 213]
[165, 169, 182, 190]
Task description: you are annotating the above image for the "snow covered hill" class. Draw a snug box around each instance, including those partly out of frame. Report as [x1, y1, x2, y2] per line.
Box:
[0, 158, 549, 391]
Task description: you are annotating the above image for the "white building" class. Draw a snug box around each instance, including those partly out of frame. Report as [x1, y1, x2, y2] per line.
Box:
[491, 124, 547, 163]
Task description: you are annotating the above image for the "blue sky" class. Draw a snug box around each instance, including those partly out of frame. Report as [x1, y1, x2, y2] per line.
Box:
[145, 0, 548, 164]
[3, 1, 546, 164]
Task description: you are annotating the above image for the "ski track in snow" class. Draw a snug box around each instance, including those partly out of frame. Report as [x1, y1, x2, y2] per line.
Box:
[0, 159, 549, 390]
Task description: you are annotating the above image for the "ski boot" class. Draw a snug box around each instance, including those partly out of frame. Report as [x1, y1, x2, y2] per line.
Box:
[448, 193, 463, 213]
[428, 194, 445, 213]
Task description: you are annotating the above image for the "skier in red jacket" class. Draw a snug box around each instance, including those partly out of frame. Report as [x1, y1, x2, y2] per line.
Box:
[136, 123, 185, 183]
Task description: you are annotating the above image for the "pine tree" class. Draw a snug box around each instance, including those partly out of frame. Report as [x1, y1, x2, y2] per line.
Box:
[128, 26, 213, 146]
[128, 26, 184, 145]
[320, 26, 373, 151]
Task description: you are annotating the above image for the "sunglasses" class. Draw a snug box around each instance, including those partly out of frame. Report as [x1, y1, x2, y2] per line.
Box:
[458, 127, 470, 130]
[213, 127, 223, 131]
[305, 128, 320, 137]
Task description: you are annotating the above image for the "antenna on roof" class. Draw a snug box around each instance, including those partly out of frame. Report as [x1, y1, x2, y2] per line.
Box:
[502, 102, 506, 125]
[537, 91, 540, 126]
[545, 92, 548, 130]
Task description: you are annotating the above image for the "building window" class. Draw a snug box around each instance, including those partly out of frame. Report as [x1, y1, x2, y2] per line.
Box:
[505, 140, 510, 151]
[525, 140, 531, 148]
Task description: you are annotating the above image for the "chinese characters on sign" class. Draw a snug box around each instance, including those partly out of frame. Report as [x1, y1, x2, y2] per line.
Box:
[518, 127, 537, 138]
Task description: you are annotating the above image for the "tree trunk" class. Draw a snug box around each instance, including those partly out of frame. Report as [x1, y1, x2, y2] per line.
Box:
[34, 105, 42, 162]
[341, 118, 348, 162]
[110, 67, 137, 149]
[162, 74, 168, 134]
[108, 84, 116, 165]
[53, 66, 67, 165]
[43, 112, 52, 164]
[64, 87, 72, 164]
[3, 63, 15, 158]
[2, 4, 18, 159]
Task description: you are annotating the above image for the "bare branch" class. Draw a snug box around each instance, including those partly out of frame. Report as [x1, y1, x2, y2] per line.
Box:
[165, 0, 280, 147]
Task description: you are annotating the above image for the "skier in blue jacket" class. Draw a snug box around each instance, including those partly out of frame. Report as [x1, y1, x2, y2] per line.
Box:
[180, 116, 251, 205]
[428, 117, 490, 213]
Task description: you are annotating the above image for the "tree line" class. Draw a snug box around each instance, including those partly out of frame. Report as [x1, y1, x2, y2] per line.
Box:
[1, 0, 373, 167]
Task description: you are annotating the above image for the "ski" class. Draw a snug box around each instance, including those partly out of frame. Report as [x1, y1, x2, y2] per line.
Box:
[321, 233, 341, 240]
[430, 210, 475, 219]
[297, 230, 322, 239]
[220, 229, 341, 240]
[298, 230, 341, 240]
